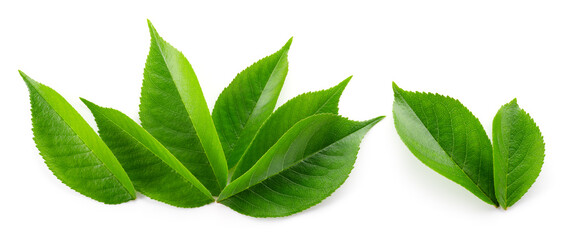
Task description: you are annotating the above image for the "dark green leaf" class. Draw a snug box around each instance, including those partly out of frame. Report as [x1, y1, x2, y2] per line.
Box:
[231, 77, 351, 180]
[218, 114, 383, 217]
[139, 20, 227, 195]
[82, 99, 214, 208]
[20, 71, 136, 204]
[392, 83, 498, 206]
[493, 99, 545, 209]
[212, 38, 292, 170]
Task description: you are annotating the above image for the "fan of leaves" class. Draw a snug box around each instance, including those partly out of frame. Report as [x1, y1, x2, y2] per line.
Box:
[21, 20, 383, 217]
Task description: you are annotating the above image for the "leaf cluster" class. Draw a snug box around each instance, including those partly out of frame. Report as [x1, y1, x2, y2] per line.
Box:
[21, 20, 383, 217]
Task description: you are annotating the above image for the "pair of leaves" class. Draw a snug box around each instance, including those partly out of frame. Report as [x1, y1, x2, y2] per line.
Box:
[21, 20, 382, 217]
[21, 71, 213, 207]
[393, 83, 544, 209]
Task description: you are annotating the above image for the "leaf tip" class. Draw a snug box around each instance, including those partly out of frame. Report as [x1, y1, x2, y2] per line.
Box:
[79, 97, 100, 112]
[147, 19, 160, 40]
[361, 115, 386, 130]
[392, 82, 403, 94]
[146, 19, 154, 30]
[509, 98, 518, 106]
[280, 37, 293, 53]
[79, 97, 91, 105]
[18, 70, 37, 88]
[337, 76, 352, 88]
[500, 98, 520, 111]
[18, 70, 30, 81]
[372, 115, 386, 125]
[285, 36, 293, 47]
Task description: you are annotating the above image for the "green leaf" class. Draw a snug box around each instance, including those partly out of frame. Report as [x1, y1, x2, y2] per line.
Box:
[212, 38, 292, 170]
[20, 71, 136, 204]
[82, 99, 214, 208]
[231, 77, 351, 180]
[218, 114, 383, 217]
[139, 20, 227, 195]
[492, 99, 545, 209]
[392, 83, 498, 206]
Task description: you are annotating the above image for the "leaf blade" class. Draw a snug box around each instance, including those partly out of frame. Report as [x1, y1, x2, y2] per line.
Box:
[392, 83, 498, 206]
[21, 71, 136, 204]
[493, 99, 545, 209]
[218, 114, 383, 217]
[140, 20, 227, 195]
[82, 99, 214, 207]
[212, 38, 292, 170]
[231, 77, 351, 180]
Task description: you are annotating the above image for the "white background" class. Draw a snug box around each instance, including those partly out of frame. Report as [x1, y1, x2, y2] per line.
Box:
[1, 0, 566, 239]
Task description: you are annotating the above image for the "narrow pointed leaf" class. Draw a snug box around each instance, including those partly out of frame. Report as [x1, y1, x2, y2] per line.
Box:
[218, 114, 383, 217]
[20, 71, 136, 204]
[140, 20, 227, 195]
[232, 77, 351, 180]
[82, 99, 214, 208]
[212, 38, 292, 170]
[493, 99, 545, 209]
[392, 83, 498, 206]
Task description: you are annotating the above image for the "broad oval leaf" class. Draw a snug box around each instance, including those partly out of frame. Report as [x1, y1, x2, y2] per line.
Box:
[493, 99, 545, 209]
[139, 20, 227, 195]
[82, 99, 214, 208]
[218, 114, 383, 217]
[231, 77, 351, 180]
[20, 71, 136, 204]
[392, 83, 498, 206]
[212, 38, 292, 170]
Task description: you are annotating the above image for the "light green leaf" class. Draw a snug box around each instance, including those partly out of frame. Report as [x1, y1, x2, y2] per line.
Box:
[82, 99, 214, 208]
[212, 38, 292, 170]
[139, 20, 227, 195]
[20, 71, 136, 204]
[231, 77, 351, 180]
[218, 114, 383, 217]
[392, 83, 498, 206]
[493, 99, 545, 209]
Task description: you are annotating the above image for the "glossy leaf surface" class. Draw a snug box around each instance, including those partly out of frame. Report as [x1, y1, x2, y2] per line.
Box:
[139, 21, 227, 195]
[218, 114, 383, 217]
[392, 83, 498, 206]
[212, 38, 292, 170]
[83, 99, 214, 207]
[493, 99, 545, 209]
[232, 77, 351, 180]
[21, 71, 136, 204]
